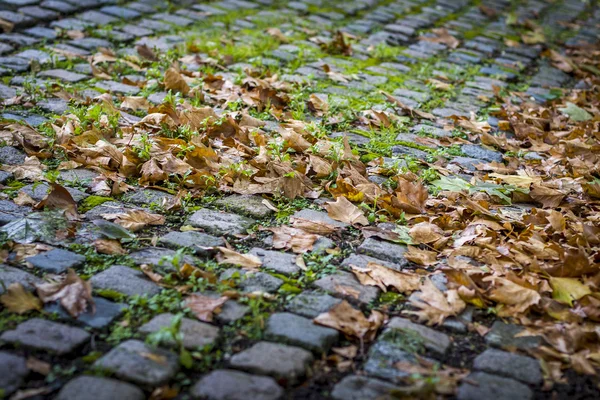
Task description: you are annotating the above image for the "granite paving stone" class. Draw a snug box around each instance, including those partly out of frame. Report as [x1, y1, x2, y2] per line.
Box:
[357, 237, 410, 266]
[485, 321, 543, 351]
[457, 372, 533, 400]
[139, 313, 220, 349]
[186, 208, 255, 236]
[249, 247, 300, 276]
[93, 340, 179, 387]
[313, 271, 380, 305]
[159, 230, 224, 255]
[265, 312, 338, 354]
[0, 318, 90, 354]
[230, 341, 313, 385]
[190, 369, 284, 400]
[473, 348, 543, 385]
[387, 317, 451, 356]
[214, 194, 274, 219]
[331, 375, 400, 400]
[44, 296, 126, 329]
[26, 248, 86, 273]
[285, 291, 341, 318]
[0, 352, 28, 397]
[90, 265, 162, 297]
[56, 376, 146, 400]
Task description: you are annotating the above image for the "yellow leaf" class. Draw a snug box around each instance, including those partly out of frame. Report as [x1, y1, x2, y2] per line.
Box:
[324, 196, 369, 226]
[0, 283, 42, 314]
[549, 277, 592, 307]
[216, 247, 262, 270]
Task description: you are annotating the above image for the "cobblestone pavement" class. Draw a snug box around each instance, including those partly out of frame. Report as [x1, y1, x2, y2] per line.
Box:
[0, 0, 599, 399]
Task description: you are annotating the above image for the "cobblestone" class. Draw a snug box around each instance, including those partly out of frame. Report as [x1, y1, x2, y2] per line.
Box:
[0, 0, 596, 397]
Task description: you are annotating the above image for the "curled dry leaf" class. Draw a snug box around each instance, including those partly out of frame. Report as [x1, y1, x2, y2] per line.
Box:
[185, 293, 228, 322]
[34, 183, 79, 221]
[324, 196, 369, 226]
[483, 275, 541, 317]
[121, 96, 151, 111]
[290, 217, 338, 235]
[164, 67, 190, 95]
[216, 247, 262, 270]
[351, 262, 421, 293]
[0, 283, 43, 314]
[13, 191, 36, 206]
[101, 209, 165, 232]
[268, 225, 319, 253]
[403, 278, 466, 326]
[404, 246, 438, 266]
[2, 156, 45, 181]
[314, 300, 384, 342]
[93, 238, 127, 255]
[35, 269, 94, 318]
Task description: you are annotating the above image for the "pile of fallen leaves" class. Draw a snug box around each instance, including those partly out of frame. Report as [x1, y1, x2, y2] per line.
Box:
[1, 35, 600, 387]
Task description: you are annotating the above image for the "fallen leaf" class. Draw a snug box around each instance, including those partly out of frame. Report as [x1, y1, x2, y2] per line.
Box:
[185, 293, 228, 322]
[101, 210, 165, 232]
[549, 277, 592, 307]
[164, 67, 190, 95]
[314, 300, 384, 342]
[324, 196, 369, 226]
[351, 262, 421, 293]
[93, 239, 127, 255]
[35, 269, 94, 318]
[403, 278, 465, 325]
[268, 226, 319, 253]
[404, 246, 438, 266]
[409, 222, 444, 244]
[34, 183, 79, 220]
[0, 283, 42, 314]
[530, 185, 566, 208]
[216, 247, 262, 270]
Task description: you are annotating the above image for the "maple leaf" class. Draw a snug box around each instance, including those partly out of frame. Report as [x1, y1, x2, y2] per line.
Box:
[314, 300, 384, 342]
[324, 196, 369, 226]
[350, 262, 421, 293]
[0, 283, 42, 314]
[185, 294, 228, 322]
[403, 278, 466, 326]
[483, 276, 541, 317]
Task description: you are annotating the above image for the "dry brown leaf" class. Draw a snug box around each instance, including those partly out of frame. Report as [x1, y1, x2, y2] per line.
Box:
[185, 293, 228, 322]
[530, 185, 566, 208]
[268, 226, 319, 253]
[290, 217, 338, 235]
[93, 239, 127, 255]
[101, 209, 165, 232]
[314, 300, 384, 342]
[409, 222, 444, 244]
[324, 196, 369, 226]
[2, 156, 45, 180]
[403, 278, 466, 325]
[13, 191, 36, 206]
[164, 67, 190, 95]
[35, 269, 94, 318]
[0, 283, 42, 314]
[483, 275, 541, 317]
[121, 96, 151, 111]
[216, 247, 262, 270]
[351, 262, 421, 293]
[404, 246, 438, 266]
[34, 183, 79, 220]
